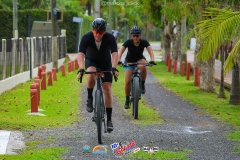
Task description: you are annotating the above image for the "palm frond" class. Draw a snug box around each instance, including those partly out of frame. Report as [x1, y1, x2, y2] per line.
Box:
[196, 8, 240, 62]
[224, 39, 240, 74]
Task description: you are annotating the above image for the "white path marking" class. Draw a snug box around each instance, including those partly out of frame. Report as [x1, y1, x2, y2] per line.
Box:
[0, 130, 11, 154]
[151, 126, 212, 134]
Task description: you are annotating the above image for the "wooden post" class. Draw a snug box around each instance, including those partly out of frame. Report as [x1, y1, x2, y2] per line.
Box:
[186, 62, 191, 80]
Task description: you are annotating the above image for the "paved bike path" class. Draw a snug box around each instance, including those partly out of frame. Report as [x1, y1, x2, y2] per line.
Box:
[70, 72, 239, 159]
[22, 71, 240, 160]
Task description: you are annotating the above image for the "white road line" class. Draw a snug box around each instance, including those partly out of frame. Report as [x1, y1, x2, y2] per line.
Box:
[150, 126, 212, 134]
[0, 130, 11, 154]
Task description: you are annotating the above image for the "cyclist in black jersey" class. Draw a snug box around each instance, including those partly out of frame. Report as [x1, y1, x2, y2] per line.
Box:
[77, 18, 119, 131]
[118, 26, 156, 109]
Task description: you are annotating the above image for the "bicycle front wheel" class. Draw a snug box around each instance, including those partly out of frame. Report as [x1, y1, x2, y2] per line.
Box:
[133, 77, 140, 119]
[96, 90, 103, 144]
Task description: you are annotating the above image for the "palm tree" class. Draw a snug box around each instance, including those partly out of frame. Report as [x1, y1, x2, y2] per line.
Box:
[195, 8, 240, 104]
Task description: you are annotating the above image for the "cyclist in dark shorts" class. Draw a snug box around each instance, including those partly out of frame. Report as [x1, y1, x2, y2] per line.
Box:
[118, 26, 156, 109]
[77, 18, 119, 131]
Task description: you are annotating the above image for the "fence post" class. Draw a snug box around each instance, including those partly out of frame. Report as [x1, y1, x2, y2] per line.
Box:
[75, 59, 79, 70]
[194, 67, 200, 86]
[168, 59, 172, 72]
[166, 53, 170, 66]
[68, 61, 72, 73]
[38, 37, 44, 65]
[26, 37, 31, 72]
[61, 64, 66, 76]
[19, 38, 24, 73]
[34, 79, 40, 105]
[30, 84, 38, 113]
[52, 68, 57, 81]
[47, 36, 52, 63]
[48, 71, 53, 86]
[30, 37, 35, 79]
[71, 61, 74, 71]
[181, 61, 185, 76]
[186, 62, 191, 80]
[1, 39, 6, 80]
[41, 72, 47, 90]
[11, 38, 16, 76]
[38, 66, 42, 79]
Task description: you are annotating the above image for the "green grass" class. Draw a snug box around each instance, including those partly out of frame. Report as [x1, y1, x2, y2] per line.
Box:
[0, 66, 81, 130]
[126, 149, 190, 160]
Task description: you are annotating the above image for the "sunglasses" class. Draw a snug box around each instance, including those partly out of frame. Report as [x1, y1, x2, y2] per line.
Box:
[132, 34, 140, 38]
[93, 30, 105, 35]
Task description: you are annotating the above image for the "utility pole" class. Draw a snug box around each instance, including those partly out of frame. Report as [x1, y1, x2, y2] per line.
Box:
[94, 0, 100, 18]
[51, 0, 58, 71]
[108, 0, 112, 32]
[13, 0, 18, 38]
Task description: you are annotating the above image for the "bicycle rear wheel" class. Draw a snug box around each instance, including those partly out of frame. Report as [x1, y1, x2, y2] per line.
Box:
[132, 77, 140, 119]
[95, 90, 103, 144]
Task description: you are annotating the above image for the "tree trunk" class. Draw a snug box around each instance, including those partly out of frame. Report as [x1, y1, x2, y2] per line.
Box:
[173, 22, 181, 61]
[161, 18, 171, 63]
[86, 0, 91, 16]
[180, 16, 187, 73]
[199, 56, 216, 92]
[229, 63, 240, 105]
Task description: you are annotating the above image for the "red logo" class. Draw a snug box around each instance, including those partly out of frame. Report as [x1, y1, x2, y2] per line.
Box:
[114, 140, 136, 155]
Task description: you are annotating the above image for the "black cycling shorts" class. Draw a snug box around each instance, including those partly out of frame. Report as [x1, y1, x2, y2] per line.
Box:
[85, 58, 113, 83]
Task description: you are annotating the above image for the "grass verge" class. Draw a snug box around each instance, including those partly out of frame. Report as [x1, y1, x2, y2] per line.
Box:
[0, 66, 81, 130]
[0, 61, 81, 159]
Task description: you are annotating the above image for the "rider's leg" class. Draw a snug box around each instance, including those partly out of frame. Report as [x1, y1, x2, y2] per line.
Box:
[102, 82, 113, 131]
[124, 69, 133, 109]
[86, 66, 96, 113]
[138, 59, 147, 94]
[102, 82, 112, 113]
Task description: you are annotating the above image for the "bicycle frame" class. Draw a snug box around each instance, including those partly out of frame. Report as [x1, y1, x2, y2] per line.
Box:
[79, 68, 117, 144]
[124, 62, 149, 119]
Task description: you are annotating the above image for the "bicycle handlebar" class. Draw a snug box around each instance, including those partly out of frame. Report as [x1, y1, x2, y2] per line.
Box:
[122, 62, 150, 67]
[78, 70, 118, 83]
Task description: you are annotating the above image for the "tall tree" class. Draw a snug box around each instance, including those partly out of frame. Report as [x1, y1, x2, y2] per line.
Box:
[195, 8, 240, 101]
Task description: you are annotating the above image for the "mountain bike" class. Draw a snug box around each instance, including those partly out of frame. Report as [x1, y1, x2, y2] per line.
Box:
[79, 68, 117, 144]
[124, 62, 150, 119]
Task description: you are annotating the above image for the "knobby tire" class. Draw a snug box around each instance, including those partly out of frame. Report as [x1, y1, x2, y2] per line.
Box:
[133, 77, 140, 119]
[96, 90, 103, 144]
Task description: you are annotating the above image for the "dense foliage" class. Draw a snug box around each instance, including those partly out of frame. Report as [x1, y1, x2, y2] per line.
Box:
[0, 10, 92, 53]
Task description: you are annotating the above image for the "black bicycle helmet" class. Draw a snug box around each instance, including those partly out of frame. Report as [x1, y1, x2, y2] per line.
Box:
[92, 18, 107, 31]
[130, 26, 141, 34]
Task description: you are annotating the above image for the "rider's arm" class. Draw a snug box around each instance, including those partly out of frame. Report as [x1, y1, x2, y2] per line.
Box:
[146, 46, 155, 61]
[77, 52, 85, 69]
[118, 46, 126, 62]
[111, 52, 118, 68]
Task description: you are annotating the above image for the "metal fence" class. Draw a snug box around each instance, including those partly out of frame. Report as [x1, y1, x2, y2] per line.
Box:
[0, 36, 67, 80]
